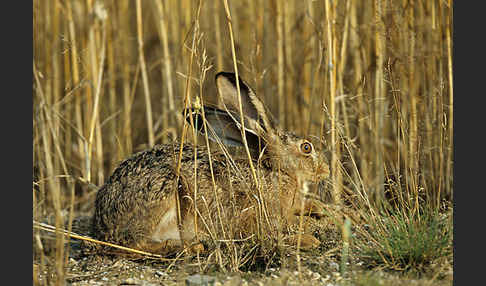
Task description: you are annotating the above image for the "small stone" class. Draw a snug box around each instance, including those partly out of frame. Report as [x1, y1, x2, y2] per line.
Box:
[155, 270, 168, 277]
[186, 274, 216, 286]
[223, 275, 242, 286]
[123, 277, 138, 284]
[329, 261, 339, 272]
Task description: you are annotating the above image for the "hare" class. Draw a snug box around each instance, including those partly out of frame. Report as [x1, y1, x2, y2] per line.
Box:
[91, 72, 330, 255]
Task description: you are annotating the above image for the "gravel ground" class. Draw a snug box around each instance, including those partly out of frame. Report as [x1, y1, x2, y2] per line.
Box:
[34, 225, 452, 286]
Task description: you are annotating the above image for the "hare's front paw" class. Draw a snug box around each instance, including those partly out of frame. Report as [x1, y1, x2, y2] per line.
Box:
[184, 241, 205, 255]
[286, 234, 321, 249]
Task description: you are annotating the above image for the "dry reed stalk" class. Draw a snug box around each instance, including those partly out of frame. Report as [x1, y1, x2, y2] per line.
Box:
[106, 3, 118, 170]
[276, 0, 285, 127]
[64, 0, 84, 178]
[406, 0, 419, 211]
[84, 2, 95, 162]
[62, 23, 73, 169]
[136, 0, 155, 147]
[422, 1, 436, 203]
[190, 7, 203, 255]
[337, 0, 352, 141]
[174, 0, 201, 239]
[325, 0, 341, 205]
[373, 0, 385, 202]
[302, 0, 315, 135]
[213, 0, 223, 71]
[153, 0, 178, 138]
[283, 1, 294, 130]
[34, 64, 66, 285]
[86, 23, 106, 185]
[120, 0, 133, 156]
[351, 1, 371, 189]
[255, 0, 264, 93]
[51, 0, 61, 189]
[169, 1, 181, 79]
[445, 0, 453, 199]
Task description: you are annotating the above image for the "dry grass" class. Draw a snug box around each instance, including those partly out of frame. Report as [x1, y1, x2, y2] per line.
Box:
[33, 0, 453, 285]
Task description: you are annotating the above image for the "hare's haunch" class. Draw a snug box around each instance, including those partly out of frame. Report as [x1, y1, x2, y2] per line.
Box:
[91, 72, 330, 254]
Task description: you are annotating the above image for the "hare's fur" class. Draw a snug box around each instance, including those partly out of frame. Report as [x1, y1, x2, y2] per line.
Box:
[91, 72, 330, 255]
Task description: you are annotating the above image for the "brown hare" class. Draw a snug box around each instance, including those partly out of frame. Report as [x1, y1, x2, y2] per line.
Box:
[91, 72, 330, 255]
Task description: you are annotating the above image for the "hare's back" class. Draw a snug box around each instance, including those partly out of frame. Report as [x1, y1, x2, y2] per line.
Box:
[91, 144, 197, 245]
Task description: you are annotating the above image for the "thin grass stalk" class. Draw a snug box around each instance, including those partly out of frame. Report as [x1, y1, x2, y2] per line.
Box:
[33, 221, 179, 261]
[222, 0, 259, 189]
[197, 58, 234, 263]
[175, 0, 200, 228]
[194, 69, 218, 271]
[136, 0, 155, 147]
[221, 0, 271, 250]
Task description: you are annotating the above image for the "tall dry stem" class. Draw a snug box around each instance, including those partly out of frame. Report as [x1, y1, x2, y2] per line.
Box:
[136, 0, 155, 147]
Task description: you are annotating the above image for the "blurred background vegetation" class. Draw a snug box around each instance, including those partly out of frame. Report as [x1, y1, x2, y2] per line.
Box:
[33, 0, 453, 283]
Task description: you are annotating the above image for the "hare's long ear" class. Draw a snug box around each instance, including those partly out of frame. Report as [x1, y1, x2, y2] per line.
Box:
[215, 72, 275, 136]
[185, 107, 264, 155]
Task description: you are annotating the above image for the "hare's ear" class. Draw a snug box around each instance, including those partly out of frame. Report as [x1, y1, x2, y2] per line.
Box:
[185, 107, 265, 154]
[215, 72, 275, 135]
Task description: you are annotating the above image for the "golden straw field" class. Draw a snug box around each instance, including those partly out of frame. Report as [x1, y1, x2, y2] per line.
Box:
[33, 0, 453, 285]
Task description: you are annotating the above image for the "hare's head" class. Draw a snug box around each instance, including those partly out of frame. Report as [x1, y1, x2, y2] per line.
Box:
[187, 72, 330, 184]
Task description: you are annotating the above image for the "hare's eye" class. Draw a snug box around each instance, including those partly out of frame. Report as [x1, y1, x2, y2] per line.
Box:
[300, 142, 313, 154]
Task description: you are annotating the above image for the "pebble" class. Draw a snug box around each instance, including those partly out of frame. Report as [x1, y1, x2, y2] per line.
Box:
[186, 274, 216, 286]
[329, 261, 339, 272]
[155, 270, 168, 277]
